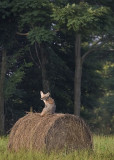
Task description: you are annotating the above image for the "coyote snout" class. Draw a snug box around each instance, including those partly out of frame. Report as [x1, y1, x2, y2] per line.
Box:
[40, 91, 56, 116]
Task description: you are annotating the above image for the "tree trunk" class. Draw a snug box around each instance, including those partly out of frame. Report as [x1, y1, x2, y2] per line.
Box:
[0, 49, 6, 135]
[40, 45, 50, 93]
[74, 34, 82, 116]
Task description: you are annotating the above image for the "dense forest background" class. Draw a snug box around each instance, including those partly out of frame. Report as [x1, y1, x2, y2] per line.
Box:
[0, 0, 114, 135]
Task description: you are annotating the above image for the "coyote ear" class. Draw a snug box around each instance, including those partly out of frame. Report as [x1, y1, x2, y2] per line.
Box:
[40, 91, 44, 97]
[47, 92, 50, 97]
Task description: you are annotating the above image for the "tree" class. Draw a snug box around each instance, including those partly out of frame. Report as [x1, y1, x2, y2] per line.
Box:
[52, 1, 113, 116]
[0, 0, 14, 134]
[87, 50, 114, 134]
[0, 0, 24, 134]
[12, 0, 55, 92]
[0, 48, 6, 134]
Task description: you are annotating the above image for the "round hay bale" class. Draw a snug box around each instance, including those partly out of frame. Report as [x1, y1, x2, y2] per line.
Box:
[8, 113, 93, 152]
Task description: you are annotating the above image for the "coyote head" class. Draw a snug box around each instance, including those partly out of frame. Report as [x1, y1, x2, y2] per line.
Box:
[40, 91, 50, 100]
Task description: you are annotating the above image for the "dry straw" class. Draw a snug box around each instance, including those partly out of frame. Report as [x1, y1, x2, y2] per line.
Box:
[8, 113, 93, 152]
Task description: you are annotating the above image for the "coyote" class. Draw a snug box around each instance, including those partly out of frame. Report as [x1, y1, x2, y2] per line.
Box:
[40, 91, 56, 116]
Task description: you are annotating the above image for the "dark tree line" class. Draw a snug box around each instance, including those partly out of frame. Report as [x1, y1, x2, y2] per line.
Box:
[0, 0, 114, 135]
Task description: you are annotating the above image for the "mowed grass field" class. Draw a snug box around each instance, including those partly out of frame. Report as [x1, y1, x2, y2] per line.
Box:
[0, 135, 114, 160]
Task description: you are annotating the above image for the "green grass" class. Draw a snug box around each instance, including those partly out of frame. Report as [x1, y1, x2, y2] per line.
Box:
[0, 135, 114, 160]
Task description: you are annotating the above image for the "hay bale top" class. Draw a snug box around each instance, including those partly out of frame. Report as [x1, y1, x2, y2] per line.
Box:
[8, 113, 93, 152]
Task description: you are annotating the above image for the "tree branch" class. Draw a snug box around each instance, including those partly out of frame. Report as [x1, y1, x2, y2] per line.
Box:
[81, 38, 107, 64]
[16, 32, 29, 36]
[35, 42, 42, 69]
[29, 48, 39, 67]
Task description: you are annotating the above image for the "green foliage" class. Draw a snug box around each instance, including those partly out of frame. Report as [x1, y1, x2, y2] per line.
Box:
[11, 0, 56, 45]
[0, 0, 11, 19]
[93, 106, 114, 134]
[28, 27, 55, 44]
[0, 0, 16, 48]
[52, 2, 112, 34]
[47, 48, 74, 113]
[11, 0, 53, 30]
[16, 0, 52, 27]
[4, 69, 25, 100]
[78, 51, 104, 124]
[4, 48, 33, 101]
[88, 53, 114, 134]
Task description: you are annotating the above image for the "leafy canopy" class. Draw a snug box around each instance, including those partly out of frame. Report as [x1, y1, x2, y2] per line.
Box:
[52, 2, 112, 34]
[12, 0, 55, 44]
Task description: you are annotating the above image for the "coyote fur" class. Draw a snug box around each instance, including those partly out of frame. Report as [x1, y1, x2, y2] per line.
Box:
[40, 91, 56, 116]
